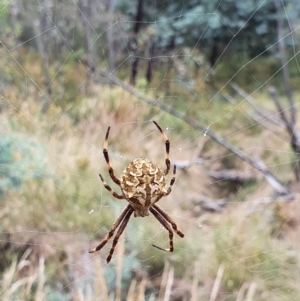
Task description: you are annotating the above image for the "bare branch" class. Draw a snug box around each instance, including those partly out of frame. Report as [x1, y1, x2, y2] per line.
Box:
[269, 86, 300, 181]
[99, 68, 290, 195]
[246, 110, 289, 142]
[222, 91, 288, 142]
[172, 159, 203, 170]
[254, 154, 290, 194]
[192, 196, 227, 212]
[268, 86, 293, 132]
[206, 169, 258, 182]
[230, 83, 285, 128]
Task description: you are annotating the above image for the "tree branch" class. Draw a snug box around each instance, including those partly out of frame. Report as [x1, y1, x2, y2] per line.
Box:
[269, 86, 300, 181]
[230, 83, 285, 128]
[222, 91, 288, 142]
[99, 68, 290, 195]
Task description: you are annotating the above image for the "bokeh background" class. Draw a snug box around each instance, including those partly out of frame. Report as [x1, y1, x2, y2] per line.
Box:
[1, 0, 300, 300]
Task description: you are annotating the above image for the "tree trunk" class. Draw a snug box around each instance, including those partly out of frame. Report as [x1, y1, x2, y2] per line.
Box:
[22, 1, 52, 114]
[107, 0, 115, 72]
[273, 0, 295, 124]
[130, 0, 144, 85]
[78, 0, 96, 91]
[38, 13, 52, 114]
[209, 40, 218, 67]
[146, 42, 154, 84]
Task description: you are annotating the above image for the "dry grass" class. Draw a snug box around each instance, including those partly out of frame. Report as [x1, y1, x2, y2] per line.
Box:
[1, 64, 300, 300]
[0, 249, 46, 301]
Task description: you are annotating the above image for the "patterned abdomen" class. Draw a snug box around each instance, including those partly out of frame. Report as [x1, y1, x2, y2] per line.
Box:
[120, 158, 166, 216]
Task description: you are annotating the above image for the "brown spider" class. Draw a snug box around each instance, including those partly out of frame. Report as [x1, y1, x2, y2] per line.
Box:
[89, 121, 184, 263]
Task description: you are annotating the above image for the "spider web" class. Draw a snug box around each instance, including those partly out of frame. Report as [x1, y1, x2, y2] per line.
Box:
[1, 0, 300, 300]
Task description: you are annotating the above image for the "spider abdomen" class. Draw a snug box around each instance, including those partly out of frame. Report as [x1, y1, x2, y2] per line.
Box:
[121, 158, 166, 217]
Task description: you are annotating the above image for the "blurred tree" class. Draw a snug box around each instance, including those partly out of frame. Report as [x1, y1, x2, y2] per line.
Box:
[1, 0, 299, 89]
[115, 0, 300, 67]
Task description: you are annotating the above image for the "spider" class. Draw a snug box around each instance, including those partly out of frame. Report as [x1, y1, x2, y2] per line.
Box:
[89, 121, 184, 263]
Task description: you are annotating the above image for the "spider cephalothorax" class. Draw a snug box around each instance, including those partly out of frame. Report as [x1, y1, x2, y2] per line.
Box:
[89, 121, 184, 263]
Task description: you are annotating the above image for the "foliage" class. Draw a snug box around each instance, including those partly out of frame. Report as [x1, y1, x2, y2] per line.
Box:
[0, 135, 47, 195]
[115, 0, 300, 65]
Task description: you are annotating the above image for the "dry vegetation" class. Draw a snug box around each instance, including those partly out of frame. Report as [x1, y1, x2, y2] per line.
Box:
[1, 59, 300, 301]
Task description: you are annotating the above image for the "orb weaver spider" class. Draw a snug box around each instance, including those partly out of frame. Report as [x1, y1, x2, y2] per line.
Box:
[89, 121, 184, 262]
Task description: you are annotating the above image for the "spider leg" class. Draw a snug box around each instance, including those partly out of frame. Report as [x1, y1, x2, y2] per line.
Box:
[152, 204, 184, 238]
[164, 165, 176, 196]
[103, 126, 121, 186]
[150, 207, 174, 252]
[89, 205, 132, 254]
[99, 174, 124, 199]
[153, 121, 171, 176]
[106, 206, 134, 263]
